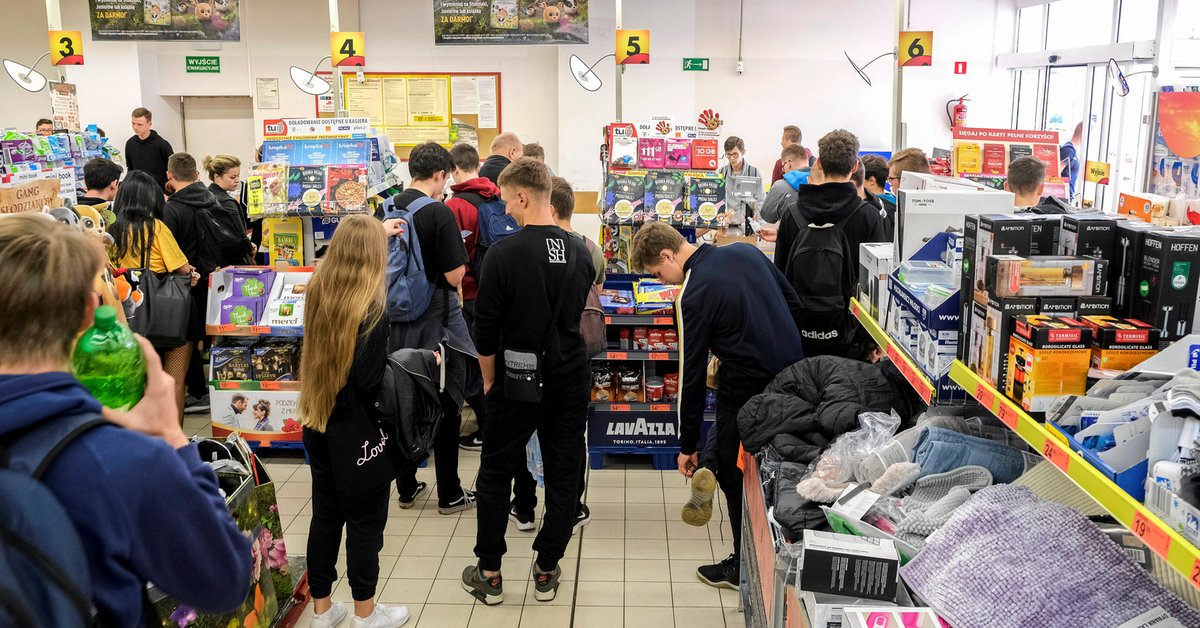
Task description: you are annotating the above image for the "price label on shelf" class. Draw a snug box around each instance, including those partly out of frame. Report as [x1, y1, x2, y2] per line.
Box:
[218, 381, 240, 390]
[607, 352, 628, 360]
[648, 352, 669, 361]
[260, 381, 282, 391]
[1191, 558, 1200, 589]
[215, 324, 236, 333]
[604, 317, 613, 324]
[997, 403, 1019, 430]
[1131, 511, 1171, 557]
[250, 325, 271, 335]
[885, 344, 901, 363]
[650, 404, 671, 412]
[1042, 437, 1070, 474]
[609, 404, 631, 412]
[652, 317, 673, 325]
[850, 300, 861, 318]
[974, 383, 995, 410]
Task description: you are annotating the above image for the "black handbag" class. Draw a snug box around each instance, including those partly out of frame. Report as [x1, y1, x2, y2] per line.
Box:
[503, 230, 578, 404]
[126, 225, 192, 349]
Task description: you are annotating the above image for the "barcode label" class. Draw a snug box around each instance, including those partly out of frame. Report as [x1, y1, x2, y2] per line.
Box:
[1121, 546, 1148, 565]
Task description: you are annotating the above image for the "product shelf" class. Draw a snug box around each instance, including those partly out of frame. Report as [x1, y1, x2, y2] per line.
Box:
[593, 350, 679, 361]
[949, 359, 1200, 590]
[604, 314, 676, 326]
[205, 324, 304, 337]
[849, 297, 935, 404]
[211, 380, 302, 392]
[589, 401, 675, 412]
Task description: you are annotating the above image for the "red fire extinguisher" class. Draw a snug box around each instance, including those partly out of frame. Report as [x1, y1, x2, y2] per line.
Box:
[946, 94, 969, 128]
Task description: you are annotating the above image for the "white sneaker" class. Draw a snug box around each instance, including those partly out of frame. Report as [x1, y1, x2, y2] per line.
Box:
[352, 603, 411, 628]
[311, 601, 348, 628]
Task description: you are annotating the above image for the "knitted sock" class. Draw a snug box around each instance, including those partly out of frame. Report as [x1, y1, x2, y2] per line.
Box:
[871, 462, 921, 496]
[796, 478, 849, 503]
[899, 486, 974, 539]
[904, 465, 993, 513]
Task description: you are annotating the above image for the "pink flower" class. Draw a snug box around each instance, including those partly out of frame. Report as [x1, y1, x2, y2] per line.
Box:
[258, 528, 289, 571]
[249, 532, 263, 582]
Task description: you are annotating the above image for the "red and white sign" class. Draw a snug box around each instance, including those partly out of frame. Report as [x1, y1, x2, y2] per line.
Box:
[954, 61, 967, 75]
[952, 127, 1059, 144]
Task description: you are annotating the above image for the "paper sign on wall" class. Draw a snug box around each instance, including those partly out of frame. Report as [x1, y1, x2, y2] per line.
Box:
[1085, 160, 1111, 184]
[899, 31, 933, 67]
[49, 30, 84, 66]
[331, 32, 365, 68]
[617, 29, 650, 65]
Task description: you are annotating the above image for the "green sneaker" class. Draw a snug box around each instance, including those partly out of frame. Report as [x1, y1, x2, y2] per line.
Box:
[533, 564, 562, 602]
[682, 467, 717, 526]
[461, 565, 504, 605]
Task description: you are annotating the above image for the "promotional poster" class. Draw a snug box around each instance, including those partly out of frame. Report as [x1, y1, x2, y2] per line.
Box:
[89, 0, 241, 41]
[434, 0, 588, 45]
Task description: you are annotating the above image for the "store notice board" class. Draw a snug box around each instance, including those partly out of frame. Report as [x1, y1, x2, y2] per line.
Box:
[318, 72, 502, 160]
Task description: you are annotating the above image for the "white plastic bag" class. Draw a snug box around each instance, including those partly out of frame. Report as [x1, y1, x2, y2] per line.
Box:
[526, 432, 544, 488]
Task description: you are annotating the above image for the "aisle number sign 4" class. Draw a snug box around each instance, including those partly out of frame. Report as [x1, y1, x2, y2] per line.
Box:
[49, 30, 84, 66]
[899, 31, 933, 67]
[332, 32, 365, 68]
[617, 29, 650, 65]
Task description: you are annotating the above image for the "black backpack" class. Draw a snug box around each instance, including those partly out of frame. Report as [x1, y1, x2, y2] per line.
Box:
[785, 204, 860, 358]
[376, 347, 446, 461]
[0, 413, 109, 627]
[193, 192, 252, 272]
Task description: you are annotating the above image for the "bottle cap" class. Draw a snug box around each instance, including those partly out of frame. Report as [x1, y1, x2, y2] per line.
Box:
[93, 305, 117, 330]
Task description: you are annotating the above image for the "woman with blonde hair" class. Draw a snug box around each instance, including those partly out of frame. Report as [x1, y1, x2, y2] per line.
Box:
[204, 154, 258, 251]
[299, 214, 411, 628]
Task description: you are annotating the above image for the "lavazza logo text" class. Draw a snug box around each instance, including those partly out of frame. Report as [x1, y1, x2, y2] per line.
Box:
[607, 418, 676, 436]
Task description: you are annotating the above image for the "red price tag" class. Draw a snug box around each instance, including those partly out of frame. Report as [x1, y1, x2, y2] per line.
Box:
[913, 377, 934, 404]
[997, 403, 1019, 430]
[885, 344, 901, 364]
[605, 317, 613, 324]
[608, 352, 628, 360]
[218, 381, 239, 390]
[1131, 511, 1171, 557]
[650, 404, 671, 412]
[1042, 437, 1070, 474]
[648, 352, 669, 360]
[609, 404, 631, 412]
[974, 383, 995, 410]
[250, 325, 271, 334]
[215, 324, 235, 333]
[1190, 558, 1200, 589]
[653, 317, 673, 325]
[260, 381, 282, 391]
[850, 301, 861, 317]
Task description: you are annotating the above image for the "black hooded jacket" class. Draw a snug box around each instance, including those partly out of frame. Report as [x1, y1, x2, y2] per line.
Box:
[124, 130, 174, 190]
[774, 181, 888, 277]
[479, 155, 512, 185]
[164, 182, 249, 274]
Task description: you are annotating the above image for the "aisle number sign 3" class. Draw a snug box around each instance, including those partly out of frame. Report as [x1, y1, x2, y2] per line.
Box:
[899, 31, 933, 67]
[617, 29, 650, 65]
[49, 30, 84, 66]
[332, 32, 365, 68]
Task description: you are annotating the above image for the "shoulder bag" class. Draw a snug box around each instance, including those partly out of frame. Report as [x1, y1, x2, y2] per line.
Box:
[126, 224, 192, 348]
[503, 230, 578, 404]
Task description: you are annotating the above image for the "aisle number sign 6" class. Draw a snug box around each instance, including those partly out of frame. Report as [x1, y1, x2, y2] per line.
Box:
[49, 30, 84, 66]
[616, 29, 650, 65]
[898, 31, 933, 67]
[331, 32, 365, 68]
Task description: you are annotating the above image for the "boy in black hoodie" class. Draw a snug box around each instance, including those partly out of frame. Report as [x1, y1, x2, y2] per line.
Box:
[125, 107, 174, 190]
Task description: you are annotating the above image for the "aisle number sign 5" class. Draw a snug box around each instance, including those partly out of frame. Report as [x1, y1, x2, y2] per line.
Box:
[331, 32, 365, 68]
[898, 31, 933, 67]
[617, 29, 650, 65]
[49, 30, 84, 66]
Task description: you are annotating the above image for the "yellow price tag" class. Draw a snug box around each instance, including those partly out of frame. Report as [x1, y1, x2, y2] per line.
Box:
[898, 31, 933, 67]
[1085, 160, 1111, 184]
[331, 31, 365, 68]
[49, 30, 84, 66]
[616, 29, 650, 65]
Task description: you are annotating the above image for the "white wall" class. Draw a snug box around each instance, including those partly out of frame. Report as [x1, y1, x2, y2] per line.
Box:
[3, 0, 1014, 191]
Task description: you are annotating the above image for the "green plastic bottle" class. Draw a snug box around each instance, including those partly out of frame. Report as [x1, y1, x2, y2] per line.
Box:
[72, 305, 147, 410]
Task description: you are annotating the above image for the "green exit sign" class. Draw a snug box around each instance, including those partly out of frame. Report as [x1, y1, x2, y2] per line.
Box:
[682, 57, 709, 71]
[186, 56, 221, 73]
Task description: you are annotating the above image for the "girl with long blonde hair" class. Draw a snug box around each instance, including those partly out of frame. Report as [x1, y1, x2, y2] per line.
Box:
[299, 214, 411, 628]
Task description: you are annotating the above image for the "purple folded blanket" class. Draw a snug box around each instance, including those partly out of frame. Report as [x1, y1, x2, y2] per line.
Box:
[900, 485, 1200, 627]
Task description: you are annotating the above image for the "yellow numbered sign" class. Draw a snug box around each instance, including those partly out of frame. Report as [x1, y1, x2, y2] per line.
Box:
[616, 29, 650, 65]
[1085, 160, 1111, 184]
[898, 31, 933, 67]
[49, 30, 84, 66]
[331, 32, 365, 68]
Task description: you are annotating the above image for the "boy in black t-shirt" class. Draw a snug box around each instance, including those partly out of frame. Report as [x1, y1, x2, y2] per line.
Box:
[386, 142, 477, 516]
[463, 158, 594, 605]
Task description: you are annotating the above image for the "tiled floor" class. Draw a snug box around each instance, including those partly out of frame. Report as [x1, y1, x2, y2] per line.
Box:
[184, 412, 744, 628]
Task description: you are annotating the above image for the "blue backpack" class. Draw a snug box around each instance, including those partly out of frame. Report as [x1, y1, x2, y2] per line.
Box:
[384, 195, 438, 323]
[474, 196, 520, 275]
[0, 413, 108, 627]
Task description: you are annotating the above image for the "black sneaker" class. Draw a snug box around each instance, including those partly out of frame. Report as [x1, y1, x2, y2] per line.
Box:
[184, 394, 210, 414]
[509, 504, 536, 531]
[398, 481, 427, 509]
[697, 554, 739, 590]
[571, 504, 591, 535]
[458, 432, 484, 451]
[439, 489, 478, 515]
[532, 564, 561, 602]
[461, 565, 503, 605]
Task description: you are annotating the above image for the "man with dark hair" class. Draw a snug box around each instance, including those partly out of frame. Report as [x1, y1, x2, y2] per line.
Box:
[719, 136, 761, 180]
[463, 157, 594, 605]
[523, 142, 555, 175]
[771, 125, 805, 183]
[125, 107, 173, 190]
[78, 158, 124, 206]
[1006, 156, 1048, 207]
[446, 142, 499, 452]
[760, 143, 810, 224]
[860, 154, 895, 234]
[35, 118, 54, 135]
[629, 221, 804, 590]
[480, 132, 524, 184]
[387, 141, 477, 516]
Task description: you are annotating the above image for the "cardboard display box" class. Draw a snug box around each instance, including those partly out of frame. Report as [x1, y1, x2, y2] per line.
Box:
[1130, 229, 1200, 344]
[1006, 316, 1094, 412]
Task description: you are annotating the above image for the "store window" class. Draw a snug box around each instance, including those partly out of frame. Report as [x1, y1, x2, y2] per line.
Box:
[1013, 68, 1043, 130]
[1117, 0, 1158, 42]
[1045, 0, 1114, 49]
[1016, 5, 1046, 53]
[1177, 1, 1200, 40]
